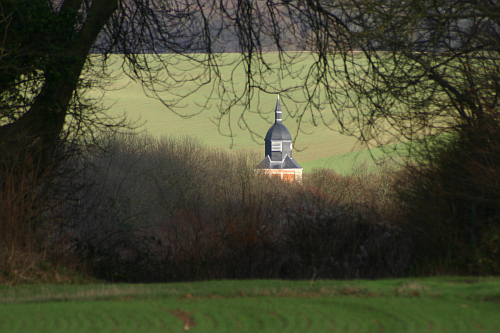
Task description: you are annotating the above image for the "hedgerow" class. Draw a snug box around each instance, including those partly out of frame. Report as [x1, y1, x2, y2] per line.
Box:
[64, 134, 412, 282]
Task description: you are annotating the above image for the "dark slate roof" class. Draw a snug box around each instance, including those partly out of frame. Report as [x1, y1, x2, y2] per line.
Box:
[256, 96, 302, 170]
[265, 95, 292, 141]
[282, 155, 301, 168]
[256, 155, 302, 169]
[275, 96, 282, 114]
[256, 155, 272, 169]
[265, 123, 292, 141]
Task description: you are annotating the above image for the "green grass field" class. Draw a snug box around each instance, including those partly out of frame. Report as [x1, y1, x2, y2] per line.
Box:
[96, 53, 378, 173]
[1, 277, 499, 332]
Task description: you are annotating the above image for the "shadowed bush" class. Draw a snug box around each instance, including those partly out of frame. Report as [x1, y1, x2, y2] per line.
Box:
[0, 140, 86, 284]
[69, 133, 413, 282]
[394, 119, 500, 275]
[282, 204, 412, 279]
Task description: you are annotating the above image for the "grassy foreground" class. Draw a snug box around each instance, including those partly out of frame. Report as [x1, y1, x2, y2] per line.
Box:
[1, 277, 499, 332]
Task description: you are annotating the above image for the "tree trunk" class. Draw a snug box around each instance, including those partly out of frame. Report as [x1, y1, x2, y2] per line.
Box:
[0, 0, 118, 174]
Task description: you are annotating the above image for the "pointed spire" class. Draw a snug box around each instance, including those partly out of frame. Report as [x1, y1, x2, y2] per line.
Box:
[275, 94, 282, 124]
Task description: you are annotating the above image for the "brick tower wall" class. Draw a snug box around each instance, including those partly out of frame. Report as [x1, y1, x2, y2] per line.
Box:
[259, 168, 303, 183]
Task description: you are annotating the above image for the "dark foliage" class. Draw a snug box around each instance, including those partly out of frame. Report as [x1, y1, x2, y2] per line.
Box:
[395, 117, 500, 275]
[66, 134, 412, 282]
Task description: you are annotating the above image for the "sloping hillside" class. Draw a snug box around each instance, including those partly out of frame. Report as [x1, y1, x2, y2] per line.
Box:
[97, 54, 374, 172]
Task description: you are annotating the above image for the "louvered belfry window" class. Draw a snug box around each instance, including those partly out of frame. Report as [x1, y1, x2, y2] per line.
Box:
[271, 141, 282, 152]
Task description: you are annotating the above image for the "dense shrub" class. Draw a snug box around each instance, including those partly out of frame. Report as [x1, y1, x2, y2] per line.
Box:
[282, 201, 412, 279]
[9, 124, 500, 282]
[66, 133, 413, 282]
[394, 119, 500, 275]
[0, 166, 45, 282]
[0, 140, 87, 284]
[306, 164, 397, 217]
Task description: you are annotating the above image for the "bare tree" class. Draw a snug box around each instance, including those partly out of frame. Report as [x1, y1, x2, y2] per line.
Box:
[290, 0, 500, 147]
[3, 0, 499, 161]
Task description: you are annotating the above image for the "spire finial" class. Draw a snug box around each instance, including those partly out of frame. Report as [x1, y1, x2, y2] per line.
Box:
[275, 94, 282, 124]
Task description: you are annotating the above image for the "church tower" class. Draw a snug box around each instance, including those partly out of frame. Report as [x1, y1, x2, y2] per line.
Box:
[256, 95, 303, 182]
